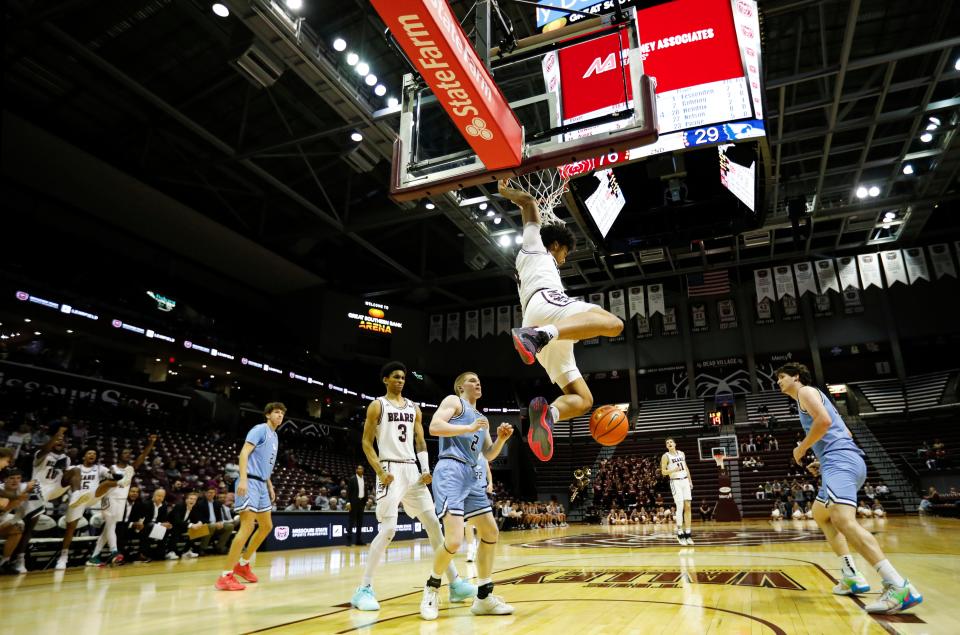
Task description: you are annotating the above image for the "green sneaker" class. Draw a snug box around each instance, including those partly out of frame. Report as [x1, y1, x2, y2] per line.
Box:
[449, 577, 478, 602]
[832, 573, 870, 595]
[864, 580, 923, 614]
[85, 555, 102, 567]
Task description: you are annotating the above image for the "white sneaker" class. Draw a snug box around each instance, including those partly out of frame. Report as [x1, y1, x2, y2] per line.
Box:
[676, 533, 686, 546]
[420, 584, 440, 621]
[466, 543, 477, 563]
[864, 580, 923, 614]
[165, 551, 180, 560]
[685, 534, 694, 546]
[55, 554, 68, 570]
[13, 555, 27, 574]
[183, 550, 199, 559]
[471, 594, 515, 615]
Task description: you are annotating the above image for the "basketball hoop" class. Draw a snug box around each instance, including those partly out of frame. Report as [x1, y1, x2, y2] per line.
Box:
[506, 168, 570, 226]
[713, 452, 726, 471]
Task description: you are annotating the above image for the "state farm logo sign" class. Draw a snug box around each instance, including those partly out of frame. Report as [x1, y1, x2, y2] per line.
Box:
[274, 526, 290, 541]
[465, 117, 493, 140]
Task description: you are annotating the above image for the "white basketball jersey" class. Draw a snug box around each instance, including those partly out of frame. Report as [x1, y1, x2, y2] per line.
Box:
[665, 451, 688, 479]
[106, 464, 135, 500]
[377, 397, 417, 462]
[33, 450, 69, 490]
[517, 223, 565, 310]
[78, 464, 109, 492]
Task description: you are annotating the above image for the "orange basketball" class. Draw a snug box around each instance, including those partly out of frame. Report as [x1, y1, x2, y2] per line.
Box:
[590, 405, 628, 446]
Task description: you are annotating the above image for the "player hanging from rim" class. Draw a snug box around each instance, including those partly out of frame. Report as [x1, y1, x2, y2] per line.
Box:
[58, 449, 122, 569]
[420, 371, 514, 621]
[87, 433, 157, 567]
[777, 362, 922, 614]
[350, 361, 476, 611]
[498, 179, 624, 462]
[660, 438, 694, 546]
[215, 402, 284, 591]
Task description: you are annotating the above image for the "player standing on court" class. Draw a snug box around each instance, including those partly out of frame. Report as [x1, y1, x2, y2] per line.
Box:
[215, 402, 284, 591]
[498, 179, 624, 461]
[351, 362, 476, 611]
[660, 438, 694, 546]
[777, 363, 922, 614]
[419, 371, 514, 621]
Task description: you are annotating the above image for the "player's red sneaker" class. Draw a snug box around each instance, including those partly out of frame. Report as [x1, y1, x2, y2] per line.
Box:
[527, 396, 554, 462]
[215, 573, 246, 591]
[233, 562, 259, 583]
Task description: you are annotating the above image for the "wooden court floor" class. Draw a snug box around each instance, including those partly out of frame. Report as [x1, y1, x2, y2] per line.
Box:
[4, 516, 957, 634]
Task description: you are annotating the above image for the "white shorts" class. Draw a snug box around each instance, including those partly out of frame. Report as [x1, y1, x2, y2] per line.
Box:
[375, 461, 434, 522]
[670, 478, 692, 504]
[65, 488, 102, 523]
[40, 483, 69, 504]
[523, 289, 596, 386]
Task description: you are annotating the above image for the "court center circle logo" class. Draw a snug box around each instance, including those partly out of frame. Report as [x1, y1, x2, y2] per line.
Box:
[518, 529, 824, 549]
[466, 117, 493, 140]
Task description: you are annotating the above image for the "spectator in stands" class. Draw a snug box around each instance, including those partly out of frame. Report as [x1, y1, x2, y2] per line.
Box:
[772, 480, 783, 499]
[285, 496, 311, 512]
[756, 484, 765, 500]
[194, 487, 235, 554]
[791, 502, 803, 520]
[71, 420, 88, 446]
[768, 434, 779, 451]
[803, 502, 814, 519]
[803, 481, 815, 502]
[872, 500, 885, 518]
[918, 487, 938, 514]
[925, 455, 938, 470]
[770, 503, 782, 520]
[863, 482, 876, 501]
[699, 500, 712, 522]
[744, 436, 756, 453]
[224, 460, 240, 485]
[166, 459, 182, 480]
[5, 424, 32, 459]
[876, 482, 890, 499]
[313, 487, 329, 510]
[325, 496, 342, 511]
[0, 447, 12, 471]
[169, 492, 201, 559]
[857, 500, 873, 518]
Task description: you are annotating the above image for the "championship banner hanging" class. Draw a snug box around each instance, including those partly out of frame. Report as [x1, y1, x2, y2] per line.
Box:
[464, 310, 479, 340]
[782, 295, 800, 320]
[628, 286, 646, 317]
[815, 259, 840, 293]
[446, 312, 460, 341]
[608, 289, 626, 319]
[588, 292, 605, 308]
[754, 268, 775, 301]
[690, 303, 708, 332]
[903, 247, 930, 284]
[496, 306, 511, 334]
[512, 305, 523, 328]
[429, 314, 444, 343]
[481, 307, 495, 337]
[813, 294, 833, 317]
[880, 250, 908, 286]
[929, 243, 957, 279]
[857, 253, 883, 289]
[793, 262, 818, 296]
[756, 297, 774, 324]
[662, 306, 678, 335]
[773, 265, 797, 299]
[635, 313, 653, 338]
[842, 288, 863, 314]
[647, 284, 665, 316]
[836, 256, 861, 290]
[717, 299, 738, 330]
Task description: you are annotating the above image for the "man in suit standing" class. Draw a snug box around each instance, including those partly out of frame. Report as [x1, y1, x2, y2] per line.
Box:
[347, 465, 367, 546]
[192, 486, 235, 554]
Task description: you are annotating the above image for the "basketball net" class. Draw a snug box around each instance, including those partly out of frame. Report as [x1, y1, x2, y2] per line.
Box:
[506, 167, 570, 226]
[713, 452, 726, 471]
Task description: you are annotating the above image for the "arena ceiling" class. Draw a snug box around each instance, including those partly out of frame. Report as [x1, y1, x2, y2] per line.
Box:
[3, 0, 959, 311]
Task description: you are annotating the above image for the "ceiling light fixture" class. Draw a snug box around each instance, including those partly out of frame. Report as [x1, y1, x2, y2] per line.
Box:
[855, 186, 868, 199]
[285, 0, 303, 10]
[920, 132, 933, 143]
[387, 96, 399, 108]
[333, 38, 347, 52]
[212, 3, 229, 18]
[498, 235, 511, 247]
[365, 73, 377, 86]
[425, 202, 436, 210]
[346, 52, 359, 66]
[374, 84, 386, 96]
[486, 210, 495, 217]
[902, 164, 914, 175]
[479, 203, 488, 210]
[514, 234, 523, 245]
[350, 131, 363, 142]
[868, 186, 880, 197]
[356, 62, 370, 76]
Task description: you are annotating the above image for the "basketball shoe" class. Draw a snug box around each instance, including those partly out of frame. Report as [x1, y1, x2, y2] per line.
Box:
[864, 580, 923, 614]
[511, 327, 550, 365]
[350, 584, 380, 611]
[832, 573, 870, 595]
[449, 577, 478, 603]
[420, 583, 440, 620]
[527, 396, 555, 462]
[233, 562, 258, 583]
[215, 572, 245, 591]
[471, 594, 515, 615]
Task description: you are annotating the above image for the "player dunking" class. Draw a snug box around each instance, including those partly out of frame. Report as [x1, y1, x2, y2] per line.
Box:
[499, 179, 624, 461]
[420, 371, 514, 621]
[777, 363, 922, 613]
[351, 362, 476, 611]
[660, 438, 694, 546]
[215, 402, 283, 591]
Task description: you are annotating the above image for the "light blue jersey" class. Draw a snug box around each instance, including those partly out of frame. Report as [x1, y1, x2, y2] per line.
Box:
[474, 454, 489, 488]
[798, 388, 863, 460]
[244, 423, 279, 480]
[438, 398, 488, 467]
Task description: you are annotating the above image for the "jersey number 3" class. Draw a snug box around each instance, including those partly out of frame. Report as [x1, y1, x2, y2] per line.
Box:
[397, 424, 407, 443]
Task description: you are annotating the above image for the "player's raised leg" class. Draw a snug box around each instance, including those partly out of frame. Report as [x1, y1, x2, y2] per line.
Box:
[811, 500, 870, 595]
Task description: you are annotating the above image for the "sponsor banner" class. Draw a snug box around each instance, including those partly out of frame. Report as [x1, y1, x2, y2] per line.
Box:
[496, 306, 511, 334]
[815, 259, 840, 293]
[695, 357, 749, 395]
[903, 247, 930, 284]
[793, 262, 817, 296]
[730, 0, 763, 119]
[429, 314, 443, 343]
[513, 305, 523, 328]
[929, 243, 957, 279]
[446, 312, 460, 341]
[628, 285, 646, 317]
[262, 511, 425, 551]
[836, 257, 861, 290]
[464, 309, 479, 340]
[647, 283, 666, 316]
[481, 307, 495, 337]
[634, 313, 653, 339]
[0, 360, 189, 413]
[880, 250, 908, 286]
[608, 289, 626, 320]
[773, 265, 797, 299]
[842, 288, 864, 314]
[813, 294, 833, 318]
[755, 297, 774, 325]
[781, 295, 800, 320]
[717, 299, 738, 329]
[754, 268, 774, 301]
[662, 307, 678, 335]
[755, 351, 806, 390]
[691, 303, 709, 332]
[857, 253, 883, 289]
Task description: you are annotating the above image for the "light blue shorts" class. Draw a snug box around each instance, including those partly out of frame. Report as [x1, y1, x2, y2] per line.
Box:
[816, 451, 867, 508]
[234, 478, 272, 513]
[433, 459, 492, 520]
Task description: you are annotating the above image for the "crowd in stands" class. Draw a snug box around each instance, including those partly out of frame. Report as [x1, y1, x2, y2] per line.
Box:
[919, 486, 960, 516]
[917, 439, 950, 470]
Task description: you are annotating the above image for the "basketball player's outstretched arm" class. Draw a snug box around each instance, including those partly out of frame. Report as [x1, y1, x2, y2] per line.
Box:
[361, 400, 392, 486]
[36, 426, 67, 462]
[482, 423, 514, 461]
[793, 386, 831, 463]
[413, 406, 432, 485]
[429, 396, 488, 437]
[131, 434, 158, 470]
[499, 179, 540, 226]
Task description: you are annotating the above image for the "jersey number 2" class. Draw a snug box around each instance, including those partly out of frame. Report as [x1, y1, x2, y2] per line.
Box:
[470, 434, 479, 451]
[398, 424, 407, 443]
